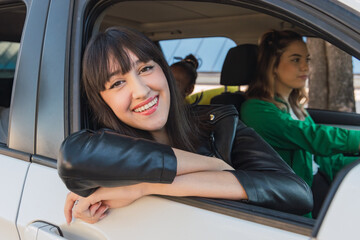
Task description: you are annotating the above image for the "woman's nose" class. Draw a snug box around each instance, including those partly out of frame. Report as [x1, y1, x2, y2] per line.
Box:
[301, 61, 309, 72]
[130, 74, 150, 99]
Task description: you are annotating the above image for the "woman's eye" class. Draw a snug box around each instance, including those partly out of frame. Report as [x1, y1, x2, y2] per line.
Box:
[139, 65, 154, 74]
[306, 57, 311, 63]
[109, 80, 125, 89]
[291, 58, 300, 63]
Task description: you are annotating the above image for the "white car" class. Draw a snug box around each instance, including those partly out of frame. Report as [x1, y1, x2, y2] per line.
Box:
[1, 0, 360, 239]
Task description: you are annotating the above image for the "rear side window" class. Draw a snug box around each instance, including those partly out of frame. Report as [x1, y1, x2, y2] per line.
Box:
[0, 41, 19, 107]
[159, 37, 236, 72]
[0, 3, 26, 144]
[159, 37, 236, 92]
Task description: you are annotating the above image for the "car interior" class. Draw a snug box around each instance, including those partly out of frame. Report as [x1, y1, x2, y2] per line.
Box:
[210, 43, 258, 115]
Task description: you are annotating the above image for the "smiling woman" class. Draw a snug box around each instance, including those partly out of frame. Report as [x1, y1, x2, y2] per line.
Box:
[57, 26, 313, 224]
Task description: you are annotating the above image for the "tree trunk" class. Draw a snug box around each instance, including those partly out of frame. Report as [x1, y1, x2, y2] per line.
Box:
[325, 42, 355, 112]
[307, 38, 328, 109]
[307, 38, 355, 112]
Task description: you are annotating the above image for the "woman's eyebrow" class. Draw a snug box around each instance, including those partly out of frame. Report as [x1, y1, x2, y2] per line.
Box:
[288, 53, 302, 58]
[108, 69, 122, 80]
[107, 59, 147, 79]
[288, 53, 310, 58]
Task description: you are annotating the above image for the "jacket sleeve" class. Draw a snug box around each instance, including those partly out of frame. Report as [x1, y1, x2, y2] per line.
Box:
[229, 121, 313, 215]
[57, 129, 177, 197]
[241, 100, 360, 156]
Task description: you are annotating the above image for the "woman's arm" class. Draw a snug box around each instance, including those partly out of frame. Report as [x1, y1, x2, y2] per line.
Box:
[65, 170, 246, 224]
[58, 128, 233, 197]
[173, 148, 233, 175]
[241, 100, 360, 156]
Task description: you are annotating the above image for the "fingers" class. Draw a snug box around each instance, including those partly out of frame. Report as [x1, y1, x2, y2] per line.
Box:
[64, 192, 80, 225]
[64, 191, 110, 225]
[72, 201, 109, 224]
[93, 204, 109, 221]
[89, 202, 102, 216]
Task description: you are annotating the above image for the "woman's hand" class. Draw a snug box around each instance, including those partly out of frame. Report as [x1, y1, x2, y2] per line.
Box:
[64, 192, 109, 224]
[64, 184, 146, 224]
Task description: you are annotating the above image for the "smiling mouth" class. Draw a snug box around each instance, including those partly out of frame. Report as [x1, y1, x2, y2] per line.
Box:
[133, 96, 159, 113]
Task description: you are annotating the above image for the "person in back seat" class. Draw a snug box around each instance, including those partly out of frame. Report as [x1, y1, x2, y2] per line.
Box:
[170, 54, 199, 98]
[241, 29, 360, 218]
[170, 54, 238, 105]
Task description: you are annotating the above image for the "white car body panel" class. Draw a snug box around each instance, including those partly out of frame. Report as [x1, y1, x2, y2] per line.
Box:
[0, 155, 29, 239]
[16, 163, 308, 240]
[17, 164, 68, 239]
[317, 163, 360, 240]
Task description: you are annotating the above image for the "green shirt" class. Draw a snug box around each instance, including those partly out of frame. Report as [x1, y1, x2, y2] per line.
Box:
[241, 99, 360, 187]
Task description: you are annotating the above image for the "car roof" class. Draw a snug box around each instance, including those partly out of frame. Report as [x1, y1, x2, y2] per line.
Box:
[98, 1, 308, 44]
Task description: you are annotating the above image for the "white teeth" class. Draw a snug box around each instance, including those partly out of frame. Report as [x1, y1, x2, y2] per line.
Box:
[134, 97, 158, 113]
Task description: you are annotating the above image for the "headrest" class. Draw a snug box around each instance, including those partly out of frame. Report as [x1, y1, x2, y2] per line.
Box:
[220, 44, 258, 86]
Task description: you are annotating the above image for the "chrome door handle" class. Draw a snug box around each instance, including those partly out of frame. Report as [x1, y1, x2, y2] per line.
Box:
[24, 221, 68, 240]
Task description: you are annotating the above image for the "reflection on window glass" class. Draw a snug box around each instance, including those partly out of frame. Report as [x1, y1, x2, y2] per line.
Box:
[160, 37, 236, 72]
[0, 41, 19, 144]
[0, 41, 19, 78]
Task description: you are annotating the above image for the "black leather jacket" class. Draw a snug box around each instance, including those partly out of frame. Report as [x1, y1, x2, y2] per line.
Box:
[58, 105, 313, 215]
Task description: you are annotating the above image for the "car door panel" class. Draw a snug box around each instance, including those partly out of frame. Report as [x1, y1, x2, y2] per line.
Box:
[313, 160, 360, 239]
[17, 163, 69, 240]
[0, 153, 29, 240]
[16, 162, 309, 240]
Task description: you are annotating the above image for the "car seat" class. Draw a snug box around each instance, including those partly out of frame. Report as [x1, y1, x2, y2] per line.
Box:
[210, 44, 258, 114]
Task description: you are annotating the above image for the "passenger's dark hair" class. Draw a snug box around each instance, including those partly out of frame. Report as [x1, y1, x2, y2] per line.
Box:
[246, 30, 308, 119]
[82, 26, 199, 152]
[170, 54, 199, 95]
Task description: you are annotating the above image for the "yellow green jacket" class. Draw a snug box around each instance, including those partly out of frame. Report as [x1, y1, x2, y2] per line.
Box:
[241, 98, 360, 187]
[186, 86, 239, 105]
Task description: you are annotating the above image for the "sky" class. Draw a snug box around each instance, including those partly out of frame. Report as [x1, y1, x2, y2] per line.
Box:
[354, 58, 360, 73]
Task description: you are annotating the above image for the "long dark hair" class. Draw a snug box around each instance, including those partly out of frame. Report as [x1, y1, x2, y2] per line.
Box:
[246, 30, 308, 119]
[82, 26, 199, 152]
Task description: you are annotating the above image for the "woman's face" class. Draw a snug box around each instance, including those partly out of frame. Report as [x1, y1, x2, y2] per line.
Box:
[274, 40, 310, 96]
[100, 51, 170, 135]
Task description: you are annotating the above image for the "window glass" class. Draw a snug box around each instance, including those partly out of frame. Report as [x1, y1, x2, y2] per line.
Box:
[0, 41, 19, 78]
[0, 4, 26, 144]
[159, 37, 236, 72]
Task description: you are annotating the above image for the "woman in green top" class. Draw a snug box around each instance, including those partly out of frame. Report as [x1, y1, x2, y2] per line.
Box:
[241, 30, 360, 218]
